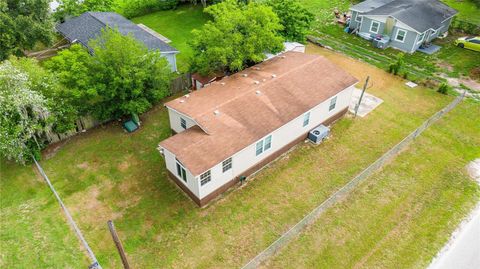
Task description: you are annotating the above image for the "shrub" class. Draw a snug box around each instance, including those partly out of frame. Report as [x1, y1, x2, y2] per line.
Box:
[437, 83, 450, 95]
[116, 0, 178, 18]
[388, 53, 405, 75]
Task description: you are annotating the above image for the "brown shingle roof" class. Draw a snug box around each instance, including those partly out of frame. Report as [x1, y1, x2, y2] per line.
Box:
[160, 52, 358, 176]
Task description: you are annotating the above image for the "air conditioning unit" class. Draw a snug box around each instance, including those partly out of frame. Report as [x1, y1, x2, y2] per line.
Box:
[308, 125, 330, 144]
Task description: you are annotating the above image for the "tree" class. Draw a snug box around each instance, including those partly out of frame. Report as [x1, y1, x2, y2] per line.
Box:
[10, 57, 79, 133]
[0, 61, 52, 163]
[190, 0, 284, 75]
[45, 29, 172, 121]
[54, 0, 114, 21]
[265, 0, 314, 42]
[0, 0, 53, 60]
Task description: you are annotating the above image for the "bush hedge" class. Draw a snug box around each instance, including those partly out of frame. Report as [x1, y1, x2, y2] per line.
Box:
[116, 0, 179, 18]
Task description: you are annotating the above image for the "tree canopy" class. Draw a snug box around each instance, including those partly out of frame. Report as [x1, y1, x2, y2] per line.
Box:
[189, 0, 284, 75]
[265, 0, 314, 42]
[0, 60, 52, 163]
[45, 29, 173, 121]
[53, 0, 114, 21]
[0, 0, 53, 60]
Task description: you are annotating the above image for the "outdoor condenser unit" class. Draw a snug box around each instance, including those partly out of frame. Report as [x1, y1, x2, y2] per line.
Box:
[308, 125, 330, 144]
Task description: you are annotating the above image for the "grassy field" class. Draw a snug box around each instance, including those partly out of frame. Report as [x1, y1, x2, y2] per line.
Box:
[443, 0, 480, 25]
[2, 43, 472, 268]
[131, 4, 210, 73]
[301, 0, 480, 80]
[264, 99, 480, 268]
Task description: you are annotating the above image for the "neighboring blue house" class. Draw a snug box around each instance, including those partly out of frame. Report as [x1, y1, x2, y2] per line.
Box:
[349, 0, 458, 53]
[56, 12, 179, 72]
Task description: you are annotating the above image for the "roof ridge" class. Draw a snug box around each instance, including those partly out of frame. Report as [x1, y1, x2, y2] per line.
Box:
[85, 12, 107, 27]
[193, 53, 322, 123]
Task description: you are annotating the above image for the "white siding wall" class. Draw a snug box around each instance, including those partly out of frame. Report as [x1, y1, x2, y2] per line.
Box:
[196, 85, 355, 199]
[163, 148, 199, 197]
[167, 108, 197, 134]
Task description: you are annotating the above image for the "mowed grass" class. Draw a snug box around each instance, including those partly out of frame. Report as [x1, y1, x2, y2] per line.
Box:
[301, 0, 480, 80]
[264, 100, 480, 269]
[131, 5, 210, 73]
[0, 44, 464, 268]
[443, 0, 480, 25]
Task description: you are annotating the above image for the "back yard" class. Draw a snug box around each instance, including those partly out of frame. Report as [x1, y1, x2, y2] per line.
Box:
[2, 44, 479, 268]
[131, 5, 210, 73]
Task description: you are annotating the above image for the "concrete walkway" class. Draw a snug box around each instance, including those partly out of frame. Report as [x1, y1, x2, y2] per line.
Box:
[428, 204, 480, 269]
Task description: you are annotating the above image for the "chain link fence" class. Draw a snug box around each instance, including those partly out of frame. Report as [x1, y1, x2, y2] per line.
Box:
[242, 92, 465, 269]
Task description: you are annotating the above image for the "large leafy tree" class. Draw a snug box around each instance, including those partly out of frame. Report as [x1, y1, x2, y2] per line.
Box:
[10, 57, 79, 133]
[265, 0, 314, 42]
[45, 29, 172, 121]
[0, 0, 53, 60]
[0, 61, 52, 163]
[53, 0, 114, 21]
[190, 0, 284, 75]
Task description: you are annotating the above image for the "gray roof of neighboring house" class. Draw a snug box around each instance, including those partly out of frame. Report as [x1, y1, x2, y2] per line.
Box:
[351, 0, 458, 32]
[350, 0, 394, 13]
[56, 12, 178, 53]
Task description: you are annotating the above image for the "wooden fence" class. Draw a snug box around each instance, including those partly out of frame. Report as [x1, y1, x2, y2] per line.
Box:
[170, 72, 192, 95]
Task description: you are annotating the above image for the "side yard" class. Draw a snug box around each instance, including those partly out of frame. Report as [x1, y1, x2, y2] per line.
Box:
[131, 4, 210, 73]
[264, 99, 480, 268]
[301, 0, 480, 82]
[1, 46, 465, 268]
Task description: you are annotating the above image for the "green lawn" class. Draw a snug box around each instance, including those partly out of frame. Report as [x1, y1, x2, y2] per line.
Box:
[301, 0, 480, 80]
[443, 0, 480, 25]
[265, 99, 480, 268]
[131, 5, 210, 73]
[3, 44, 477, 268]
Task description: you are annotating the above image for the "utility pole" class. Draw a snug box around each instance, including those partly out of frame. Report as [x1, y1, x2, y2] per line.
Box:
[107, 220, 130, 269]
[354, 76, 370, 118]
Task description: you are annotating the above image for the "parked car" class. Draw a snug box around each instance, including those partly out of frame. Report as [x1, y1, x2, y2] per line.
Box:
[455, 36, 480, 52]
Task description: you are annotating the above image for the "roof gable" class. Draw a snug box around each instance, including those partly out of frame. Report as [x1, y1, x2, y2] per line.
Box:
[160, 52, 358, 175]
[56, 12, 178, 53]
[357, 0, 458, 32]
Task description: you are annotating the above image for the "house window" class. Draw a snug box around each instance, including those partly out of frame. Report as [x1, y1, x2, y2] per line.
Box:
[417, 32, 425, 43]
[355, 15, 362, 22]
[370, 21, 380, 34]
[200, 170, 211, 186]
[222, 158, 232, 173]
[180, 117, 187, 129]
[264, 135, 272, 151]
[176, 161, 187, 182]
[395, 29, 407, 42]
[303, 112, 310, 127]
[256, 140, 264, 156]
[329, 96, 337, 111]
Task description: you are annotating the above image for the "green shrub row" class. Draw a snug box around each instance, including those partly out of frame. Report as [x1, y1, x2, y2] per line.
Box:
[116, 0, 179, 18]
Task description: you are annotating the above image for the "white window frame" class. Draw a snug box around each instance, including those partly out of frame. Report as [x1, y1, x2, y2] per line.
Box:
[303, 112, 310, 127]
[329, 96, 337, 111]
[222, 158, 232, 173]
[255, 135, 272, 156]
[256, 140, 264, 156]
[395, 29, 407, 43]
[200, 170, 211, 186]
[176, 160, 187, 183]
[370, 20, 380, 34]
[355, 15, 362, 22]
[264, 135, 272, 151]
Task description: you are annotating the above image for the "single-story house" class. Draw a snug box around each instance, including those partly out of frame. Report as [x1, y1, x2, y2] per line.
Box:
[349, 0, 458, 53]
[192, 42, 307, 90]
[158, 52, 358, 206]
[56, 12, 179, 72]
